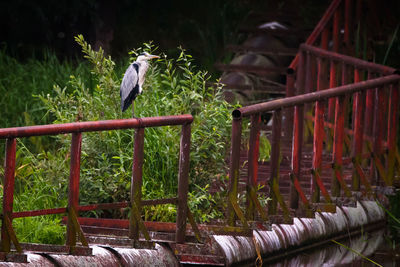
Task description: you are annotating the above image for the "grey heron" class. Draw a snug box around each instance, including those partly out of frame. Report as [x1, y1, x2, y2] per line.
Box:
[120, 52, 159, 116]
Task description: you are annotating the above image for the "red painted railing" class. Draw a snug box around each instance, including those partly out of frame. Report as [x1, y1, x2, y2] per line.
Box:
[0, 115, 193, 255]
[227, 44, 400, 224]
[285, 0, 370, 135]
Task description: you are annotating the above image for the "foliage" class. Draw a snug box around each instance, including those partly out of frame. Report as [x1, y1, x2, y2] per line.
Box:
[33, 35, 234, 223]
[0, 142, 67, 244]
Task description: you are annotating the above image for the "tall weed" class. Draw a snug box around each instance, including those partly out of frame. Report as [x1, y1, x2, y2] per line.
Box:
[35, 35, 234, 221]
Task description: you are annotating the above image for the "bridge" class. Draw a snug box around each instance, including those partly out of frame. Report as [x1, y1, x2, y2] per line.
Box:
[0, 0, 399, 266]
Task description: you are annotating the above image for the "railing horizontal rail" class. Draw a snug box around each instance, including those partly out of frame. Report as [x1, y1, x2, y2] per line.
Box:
[290, 0, 342, 69]
[0, 115, 193, 139]
[233, 75, 400, 117]
[300, 44, 397, 75]
[11, 197, 179, 219]
[1, 114, 194, 255]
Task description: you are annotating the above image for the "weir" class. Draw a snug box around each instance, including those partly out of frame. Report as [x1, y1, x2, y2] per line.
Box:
[1, 0, 400, 266]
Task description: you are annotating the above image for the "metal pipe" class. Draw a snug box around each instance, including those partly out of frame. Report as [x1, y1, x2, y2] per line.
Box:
[284, 68, 295, 138]
[1, 138, 16, 252]
[290, 0, 342, 69]
[176, 123, 191, 243]
[332, 96, 346, 197]
[129, 128, 145, 240]
[300, 44, 396, 75]
[66, 132, 82, 249]
[351, 69, 365, 191]
[290, 51, 305, 209]
[233, 75, 400, 118]
[386, 83, 399, 185]
[0, 115, 193, 139]
[268, 110, 282, 215]
[227, 118, 242, 226]
[246, 114, 260, 220]
[372, 85, 385, 185]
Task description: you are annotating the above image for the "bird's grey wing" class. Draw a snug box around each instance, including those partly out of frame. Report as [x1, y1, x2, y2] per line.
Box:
[120, 63, 139, 111]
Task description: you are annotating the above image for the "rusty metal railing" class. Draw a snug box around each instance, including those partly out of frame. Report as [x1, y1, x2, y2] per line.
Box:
[0, 115, 194, 257]
[285, 0, 370, 136]
[227, 44, 400, 225]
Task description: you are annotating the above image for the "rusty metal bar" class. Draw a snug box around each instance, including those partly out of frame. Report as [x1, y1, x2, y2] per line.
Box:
[129, 128, 145, 240]
[351, 68, 365, 191]
[311, 56, 326, 202]
[1, 138, 17, 253]
[0, 115, 194, 139]
[246, 114, 260, 220]
[176, 123, 191, 243]
[12, 198, 179, 219]
[284, 68, 295, 137]
[321, 28, 330, 50]
[332, 96, 348, 197]
[268, 109, 282, 215]
[343, 0, 352, 53]
[387, 83, 399, 185]
[333, 8, 341, 53]
[300, 44, 396, 75]
[328, 61, 338, 122]
[66, 132, 82, 249]
[233, 75, 400, 118]
[290, 51, 305, 209]
[227, 117, 242, 226]
[372, 85, 385, 185]
[364, 72, 375, 137]
[290, 0, 342, 68]
[12, 207, 67, 218]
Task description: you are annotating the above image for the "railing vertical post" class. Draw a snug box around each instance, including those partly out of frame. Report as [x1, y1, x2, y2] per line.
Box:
[290, 51, 305, 209]
[311, 56, 327, 203]
[364, 72, 375, 137]
[1, 138, 16, 253]
[66, 132, 82, 249]
[328, 8, 341, 120]
[304, 52, 314, 142]
[129, 128, 145, 241]
[351, 69, 365, 191]
[372, 86, 385, 185]
[332, 96, 346, 197]
[321, 28, 330, 50]
[176, 123, 191, 243]
[227, 116, 242, 226]
[246, 114, 260, 220]
[268, 109, 282, 215]
[284, 68, 295, 138]
[386, 82, 399, 185]
[343, 0, 352, 54]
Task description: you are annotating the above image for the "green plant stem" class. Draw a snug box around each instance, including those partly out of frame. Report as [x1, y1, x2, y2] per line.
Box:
[331, 239, 383, 267]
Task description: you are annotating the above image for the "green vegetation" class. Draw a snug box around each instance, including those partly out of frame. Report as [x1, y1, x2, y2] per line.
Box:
[0, 35, 235, 243]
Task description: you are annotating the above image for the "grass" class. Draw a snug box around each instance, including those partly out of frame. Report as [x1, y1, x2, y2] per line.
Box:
[0, 36, 235, 244]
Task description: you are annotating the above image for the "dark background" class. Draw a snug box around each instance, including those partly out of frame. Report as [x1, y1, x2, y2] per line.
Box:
[0, 0, 399, 68]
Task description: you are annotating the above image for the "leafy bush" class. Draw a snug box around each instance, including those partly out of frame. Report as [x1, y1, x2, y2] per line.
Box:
[34, 35, 234, 221]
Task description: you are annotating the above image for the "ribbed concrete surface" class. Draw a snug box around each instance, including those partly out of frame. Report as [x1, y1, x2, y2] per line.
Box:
[212, 200, 385, 266]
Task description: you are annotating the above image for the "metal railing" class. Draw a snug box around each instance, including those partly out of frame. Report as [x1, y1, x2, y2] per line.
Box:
[285, 0, 373, 135]
[0, 115, 194, 256]
[227, 44, 400, 225]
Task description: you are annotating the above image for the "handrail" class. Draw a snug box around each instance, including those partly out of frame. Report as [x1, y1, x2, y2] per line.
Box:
[227, 63, 400, 224]
[300, 44, 396, 75]
[233, 75, 399, 117]
[0, 114, 194, 255]
[289, 0, 342, 69]
[0, 115, 193, 138]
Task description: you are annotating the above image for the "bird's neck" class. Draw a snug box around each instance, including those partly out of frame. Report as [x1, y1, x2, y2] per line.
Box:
[137, 61, 150, 89]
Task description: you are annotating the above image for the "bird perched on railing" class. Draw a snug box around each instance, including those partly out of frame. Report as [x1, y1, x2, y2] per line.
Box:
[120, 52, 159, 116]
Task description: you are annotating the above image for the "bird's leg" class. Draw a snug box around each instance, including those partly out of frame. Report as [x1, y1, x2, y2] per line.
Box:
[132, 101, 135, 118]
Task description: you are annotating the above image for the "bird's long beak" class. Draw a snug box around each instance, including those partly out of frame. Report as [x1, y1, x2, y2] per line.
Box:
[148, 55, 160, 59]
